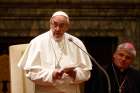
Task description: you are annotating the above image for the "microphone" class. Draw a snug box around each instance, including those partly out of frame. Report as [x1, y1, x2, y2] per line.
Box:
[68, 38, 111, 93]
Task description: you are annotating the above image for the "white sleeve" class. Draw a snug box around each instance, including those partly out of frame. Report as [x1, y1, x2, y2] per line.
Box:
[72, 40, 92, 84]
[73, 67, 91, 83]
[18, 41, 54, 86]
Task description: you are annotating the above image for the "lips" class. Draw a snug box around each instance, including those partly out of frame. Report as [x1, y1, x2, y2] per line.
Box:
[119, 61, 127, 67]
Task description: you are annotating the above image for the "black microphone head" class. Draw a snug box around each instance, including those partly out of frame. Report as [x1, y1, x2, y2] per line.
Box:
[68, 38, 73, 42]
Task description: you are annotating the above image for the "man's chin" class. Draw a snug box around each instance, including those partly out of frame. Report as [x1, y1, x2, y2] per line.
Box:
[119, 65, 127, 71]
[54, 37, 62, 42]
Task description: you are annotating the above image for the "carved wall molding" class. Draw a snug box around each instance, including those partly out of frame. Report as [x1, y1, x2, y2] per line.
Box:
[0, 1, 140, 68]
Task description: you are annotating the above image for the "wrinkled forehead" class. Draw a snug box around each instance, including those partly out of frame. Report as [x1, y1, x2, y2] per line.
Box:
[51, 16, 68, 24]
[116, 48, 134, 56]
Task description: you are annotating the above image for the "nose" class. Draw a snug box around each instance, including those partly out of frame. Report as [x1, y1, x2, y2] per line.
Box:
[121, 56, 127, 61]
[55, 26, 61, 32]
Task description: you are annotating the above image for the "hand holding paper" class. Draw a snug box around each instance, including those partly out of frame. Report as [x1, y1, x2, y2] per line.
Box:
[62, 67, 76, 80]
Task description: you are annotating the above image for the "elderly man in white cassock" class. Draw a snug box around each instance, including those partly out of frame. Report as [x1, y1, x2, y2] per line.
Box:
[18, 11, 92, 93]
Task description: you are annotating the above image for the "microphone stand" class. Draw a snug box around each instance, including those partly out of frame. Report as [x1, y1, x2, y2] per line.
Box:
[69, 38, 111, 93]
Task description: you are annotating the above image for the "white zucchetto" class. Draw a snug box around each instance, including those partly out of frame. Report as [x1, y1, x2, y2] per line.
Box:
[52, 11, 69, 20]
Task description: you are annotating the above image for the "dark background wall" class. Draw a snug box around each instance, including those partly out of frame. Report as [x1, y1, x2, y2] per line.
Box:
[0, 0, 140, 93]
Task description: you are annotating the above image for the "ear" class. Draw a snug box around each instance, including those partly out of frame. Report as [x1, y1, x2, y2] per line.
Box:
[65, 23, 70, 32]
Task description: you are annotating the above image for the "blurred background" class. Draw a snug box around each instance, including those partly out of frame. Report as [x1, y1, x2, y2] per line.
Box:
[0, 0, 140, 93]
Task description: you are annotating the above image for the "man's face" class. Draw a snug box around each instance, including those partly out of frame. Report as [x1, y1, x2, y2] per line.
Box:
[113, 49, 134, 70]
[50, 15, 69, 41]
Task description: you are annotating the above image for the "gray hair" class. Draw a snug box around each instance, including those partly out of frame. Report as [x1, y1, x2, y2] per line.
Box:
[116, 42, 136, 57]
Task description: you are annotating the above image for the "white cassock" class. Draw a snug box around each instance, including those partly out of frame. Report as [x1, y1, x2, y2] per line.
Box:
[18, 30, 92, 93]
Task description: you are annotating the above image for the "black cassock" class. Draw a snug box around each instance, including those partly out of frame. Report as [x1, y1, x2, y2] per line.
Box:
[84, 63, 140, 93]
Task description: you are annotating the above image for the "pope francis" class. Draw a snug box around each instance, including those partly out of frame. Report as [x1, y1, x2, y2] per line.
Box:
[18, 11, 92, 93]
